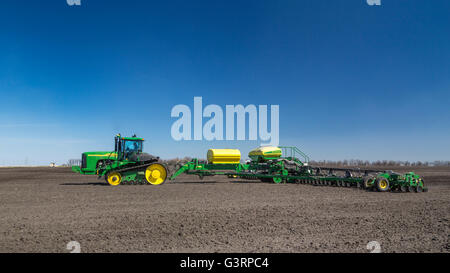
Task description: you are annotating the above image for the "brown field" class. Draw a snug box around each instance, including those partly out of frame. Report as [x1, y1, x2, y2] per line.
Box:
[0, 166, 449, 253]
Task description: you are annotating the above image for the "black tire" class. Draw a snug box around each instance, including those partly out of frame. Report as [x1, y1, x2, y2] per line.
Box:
[400, 185, 407, 192]
[407, 186, 414, 192]
[415, 186, 423, 193]
[376, 177, 390, 192]
[363, 176, 373, 189]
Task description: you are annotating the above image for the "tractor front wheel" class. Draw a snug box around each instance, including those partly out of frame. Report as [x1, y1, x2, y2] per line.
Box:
[106, 172, 122, 186]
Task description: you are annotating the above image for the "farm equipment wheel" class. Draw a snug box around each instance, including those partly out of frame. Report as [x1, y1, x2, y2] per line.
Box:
[407, 186, 414, 192]
[363, 176, 373, 189]
[107, 172, 122, 186]
[376, 177, 390, 192]
[399, 185, 407, 192]
[415, 186, 423, 193]
[273, 177, 283, 184]
[145, 163, 168, 185]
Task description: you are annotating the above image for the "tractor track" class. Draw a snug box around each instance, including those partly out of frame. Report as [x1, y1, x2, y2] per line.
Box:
[0, 166, 449, 253]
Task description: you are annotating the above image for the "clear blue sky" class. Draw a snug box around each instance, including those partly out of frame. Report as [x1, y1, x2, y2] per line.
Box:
[0, 0, 449, 165]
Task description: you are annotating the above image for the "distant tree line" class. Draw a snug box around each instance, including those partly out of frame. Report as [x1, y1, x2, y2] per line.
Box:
[309, 159, 450, 167]
[66, 159, 81, 166]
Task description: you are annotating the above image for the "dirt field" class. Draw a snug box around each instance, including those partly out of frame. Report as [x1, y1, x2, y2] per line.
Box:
[0, 166, 449, 253]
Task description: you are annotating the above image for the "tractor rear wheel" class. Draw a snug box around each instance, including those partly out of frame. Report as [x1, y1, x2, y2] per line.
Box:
[145, 163, 168, 185]
[376, 177, 390, 192]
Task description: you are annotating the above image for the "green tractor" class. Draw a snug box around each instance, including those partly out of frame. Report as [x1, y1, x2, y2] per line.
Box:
[72, 134, 168, 186]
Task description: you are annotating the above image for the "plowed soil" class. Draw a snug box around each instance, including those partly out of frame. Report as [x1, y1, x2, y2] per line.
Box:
[0, 167, 449, 253]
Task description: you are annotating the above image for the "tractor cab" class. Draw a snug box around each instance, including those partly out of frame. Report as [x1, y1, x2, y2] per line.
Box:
[114, 134, 144, 160]
[115, 134, 144, 160]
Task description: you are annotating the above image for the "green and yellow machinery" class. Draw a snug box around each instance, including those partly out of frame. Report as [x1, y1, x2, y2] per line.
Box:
[72, 134, 168, 186]
[170, 146, 427, 193]
[72, 135, 427, 192]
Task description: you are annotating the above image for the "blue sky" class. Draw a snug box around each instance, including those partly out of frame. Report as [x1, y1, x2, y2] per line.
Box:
[0, 0, 449, 165]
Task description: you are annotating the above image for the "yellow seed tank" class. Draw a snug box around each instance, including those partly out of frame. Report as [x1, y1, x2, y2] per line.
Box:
[207, 149, 241, 164]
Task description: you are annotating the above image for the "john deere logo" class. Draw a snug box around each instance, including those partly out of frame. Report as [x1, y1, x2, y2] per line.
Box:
[67, 0, 81, 6]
